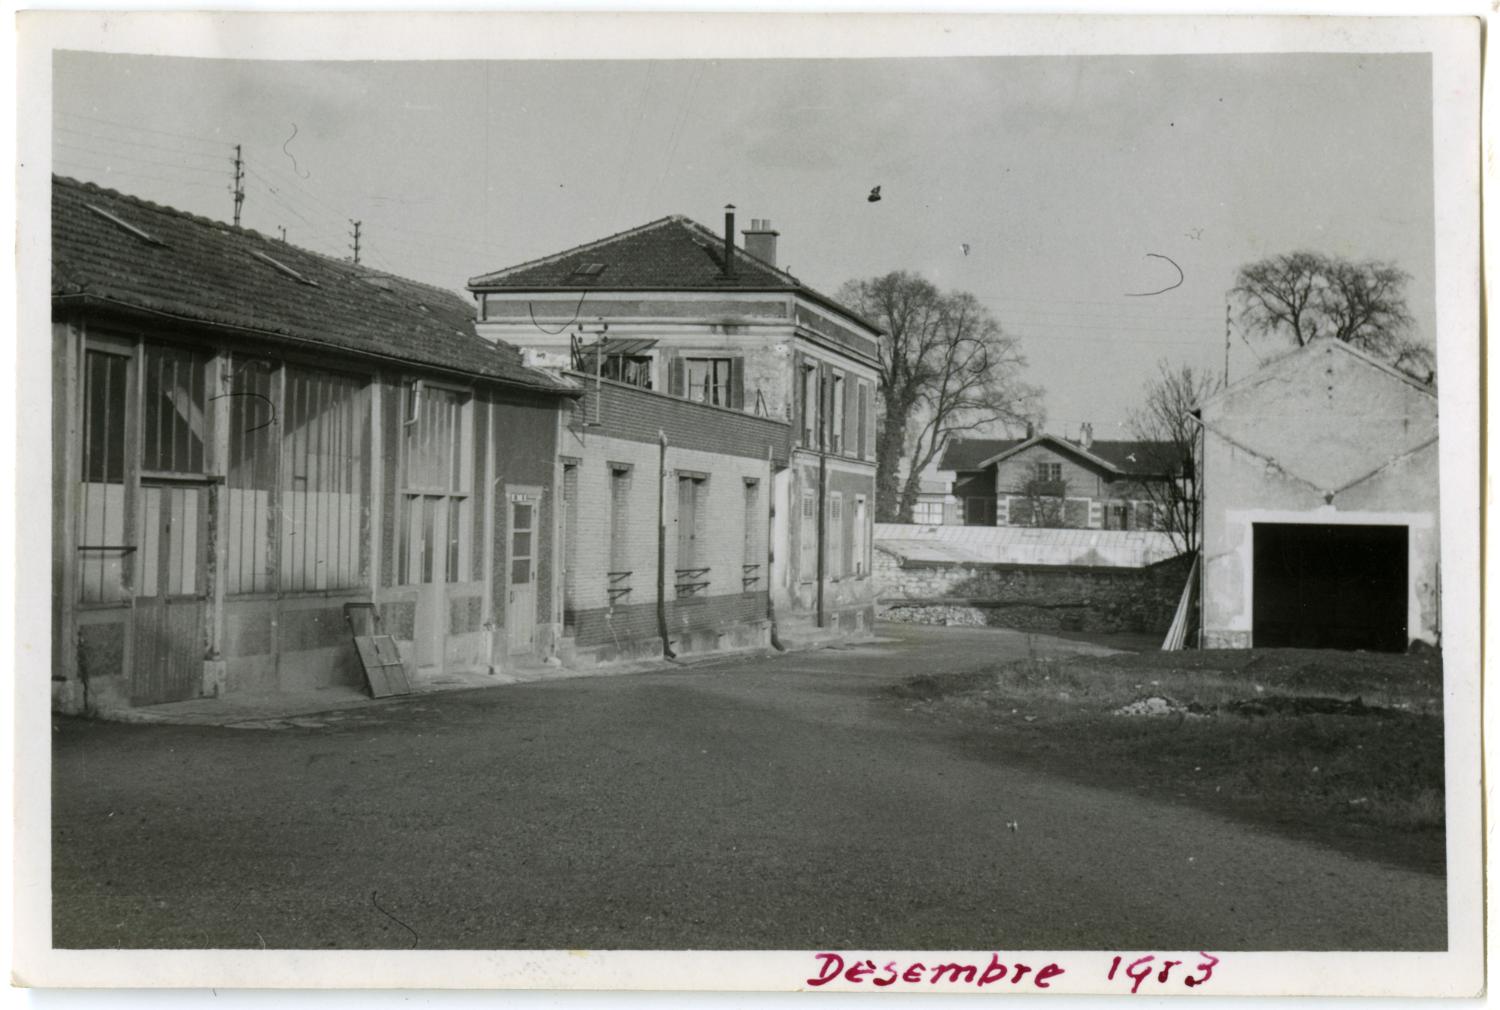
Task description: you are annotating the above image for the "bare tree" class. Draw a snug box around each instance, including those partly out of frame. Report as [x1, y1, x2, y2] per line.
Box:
[1128, 361, 1218, 556]
[838, 272, 1042, 522]
[1232, 251, 1430, 379]
[1006, 462, 1071, 529]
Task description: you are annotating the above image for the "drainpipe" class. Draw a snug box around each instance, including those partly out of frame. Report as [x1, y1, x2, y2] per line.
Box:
[657, 428, 676, 659]
[816, 380, 827, 629]
[766, 441, 785, 651]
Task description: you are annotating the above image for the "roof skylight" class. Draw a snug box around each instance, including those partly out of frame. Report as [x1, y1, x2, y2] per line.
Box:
[84, 204, 165, 247]
[251, 250, 319, 287]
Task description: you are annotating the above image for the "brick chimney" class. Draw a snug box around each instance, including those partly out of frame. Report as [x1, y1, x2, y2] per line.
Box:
[1079, 422, 1093, 450]
[742, 218, 780, 267]
[722, 204, 737, 278]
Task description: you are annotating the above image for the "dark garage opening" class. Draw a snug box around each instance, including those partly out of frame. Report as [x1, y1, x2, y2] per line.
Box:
[1253, 523, 1408, 652]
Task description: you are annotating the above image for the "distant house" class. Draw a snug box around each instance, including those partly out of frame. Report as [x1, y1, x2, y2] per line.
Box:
[469, 208, 881, 650]
[52, 176, 573, 714]
[937, 429, 1181, 530]
[1198, 339, 1439, 652]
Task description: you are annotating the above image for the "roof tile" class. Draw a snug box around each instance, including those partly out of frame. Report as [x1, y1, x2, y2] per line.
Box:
[52, 176, 567, 393]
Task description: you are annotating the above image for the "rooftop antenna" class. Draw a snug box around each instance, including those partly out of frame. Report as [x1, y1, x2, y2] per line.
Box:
[349, 219, 362, 265]
[231, 144, 245, 227]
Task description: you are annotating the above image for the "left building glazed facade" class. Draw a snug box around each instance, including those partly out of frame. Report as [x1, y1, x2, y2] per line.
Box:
[51, 177, 573, 714]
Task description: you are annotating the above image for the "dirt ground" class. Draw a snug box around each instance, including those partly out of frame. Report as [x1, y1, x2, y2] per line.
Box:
[888, 645, 1445, 874]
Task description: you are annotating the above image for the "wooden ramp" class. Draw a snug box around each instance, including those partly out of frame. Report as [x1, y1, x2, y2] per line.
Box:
[343, 603, 413, 699]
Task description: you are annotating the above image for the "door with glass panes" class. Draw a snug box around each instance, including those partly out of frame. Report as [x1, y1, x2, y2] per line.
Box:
[506, 490, 540, 655]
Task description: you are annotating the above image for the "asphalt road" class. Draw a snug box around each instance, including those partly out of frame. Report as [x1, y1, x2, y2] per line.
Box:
[52, 624, 1446, 951]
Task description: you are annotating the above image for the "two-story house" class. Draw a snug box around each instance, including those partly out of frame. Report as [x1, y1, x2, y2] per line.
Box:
[938, 427, 1181, 530]
[469, 208, 881, 649]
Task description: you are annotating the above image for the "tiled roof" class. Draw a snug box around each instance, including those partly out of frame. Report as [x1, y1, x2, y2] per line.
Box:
[939, 435, 1177, 476]
[939, 438, 1022, 471]
[52, 176, 568, 393]
[467, 215, 881, 335]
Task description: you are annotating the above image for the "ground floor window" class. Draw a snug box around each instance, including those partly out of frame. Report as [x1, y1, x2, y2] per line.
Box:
[912, 500, 944, 525]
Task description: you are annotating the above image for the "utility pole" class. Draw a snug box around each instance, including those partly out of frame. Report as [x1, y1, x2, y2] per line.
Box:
[231, 144, 244, 227]
[1222, 301, 1231, 388]
[349, 220, 362, 264]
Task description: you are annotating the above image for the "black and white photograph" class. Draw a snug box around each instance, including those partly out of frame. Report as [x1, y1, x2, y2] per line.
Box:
[11, 10, 1483, 996]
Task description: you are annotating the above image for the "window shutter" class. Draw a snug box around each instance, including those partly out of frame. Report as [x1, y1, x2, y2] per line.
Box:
[667, 354, 685, 397]
[864, 385, 877, 460]
[843, 373, 857, 457]
[821, 369, 833, 448]
[730, 356, 745, 409]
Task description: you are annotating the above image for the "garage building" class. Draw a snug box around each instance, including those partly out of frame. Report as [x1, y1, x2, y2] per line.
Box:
[1198, 338, 1439, 652]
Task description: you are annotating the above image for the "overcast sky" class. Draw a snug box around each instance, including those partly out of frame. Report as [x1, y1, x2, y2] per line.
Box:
[53, 50, 1435, 435]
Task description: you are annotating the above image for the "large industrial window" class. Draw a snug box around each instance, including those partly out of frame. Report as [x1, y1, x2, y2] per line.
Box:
[398, 382, 471, 585]
[77, 349, 131, 603]
[224, 359, 276, 594]
[141, 343, 209, 475]
[281, 367, 371, 591]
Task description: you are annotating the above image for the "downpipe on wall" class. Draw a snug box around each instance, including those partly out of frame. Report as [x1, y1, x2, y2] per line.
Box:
[657, 428, 677, 660]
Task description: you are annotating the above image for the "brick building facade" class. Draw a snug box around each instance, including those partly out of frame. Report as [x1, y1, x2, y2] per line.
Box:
[471, 208, 880, 647]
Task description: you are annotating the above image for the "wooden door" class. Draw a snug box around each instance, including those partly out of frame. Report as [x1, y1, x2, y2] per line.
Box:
[132, 483, 206, 704]
[405, 493, 450, 671]
[506, 496, 537, 655]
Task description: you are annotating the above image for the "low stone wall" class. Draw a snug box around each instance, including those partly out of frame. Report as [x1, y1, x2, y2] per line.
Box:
[875, 548, 1193, 635]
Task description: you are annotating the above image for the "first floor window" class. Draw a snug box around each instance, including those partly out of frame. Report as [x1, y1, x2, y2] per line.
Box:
[686, 358, 732, 407]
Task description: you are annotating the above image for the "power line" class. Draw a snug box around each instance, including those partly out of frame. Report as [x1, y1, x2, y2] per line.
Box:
[53, 161, 232, 194]
[53, 126, 230, 165]
[55, 111, 235, 149]
[54, 141, 230, 178]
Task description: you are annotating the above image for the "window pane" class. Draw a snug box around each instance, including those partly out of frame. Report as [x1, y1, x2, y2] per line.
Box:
[511, 558, 532, 584]
[78, 351, 130, 603]
[420, 496, 435, 583]
[141, 344, 208, 474]
[225, 358, 275, 594]
[279, 367, 369, 591]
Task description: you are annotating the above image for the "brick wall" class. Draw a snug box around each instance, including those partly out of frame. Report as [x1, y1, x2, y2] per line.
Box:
[875, 551, 1193, 635]
[572, 373, 791, 466]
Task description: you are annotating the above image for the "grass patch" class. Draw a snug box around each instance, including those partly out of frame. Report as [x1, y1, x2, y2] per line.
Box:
[888, 646, 1445, 873]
